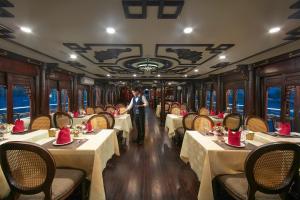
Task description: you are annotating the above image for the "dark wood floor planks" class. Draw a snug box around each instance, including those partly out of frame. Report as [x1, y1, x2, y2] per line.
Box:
[103, 109, 199, 200]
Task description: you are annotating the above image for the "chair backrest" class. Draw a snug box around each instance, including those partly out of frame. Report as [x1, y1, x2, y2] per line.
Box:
[87, 114, 109, 130]
[246, 116, 268, 133]
[183, 113, 198, 130]
[170, 107, 181, 115]
[180, 104, 187, 111]
[94, 106, 104, 114]
[171, 102, 180, 108]
[165, 103, 171, 113]
[29, 115, 52, 130]
[86, 107, 95, 115]
[223, 113, 242, 131]
[119, 107, 127, 114]
[105, 105, 116, 114]
[0, 141, 55, 198]
[98, 112, 115, 129]
[116, 103, 126, 108]
[192, 115, 214, 132]
[245, 142, 300, 197]
[198, 107, 209, 116]
[53, 112, 73, 129]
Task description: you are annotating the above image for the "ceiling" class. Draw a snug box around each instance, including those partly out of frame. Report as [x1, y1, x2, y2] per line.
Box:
[0, 0, 300, 80]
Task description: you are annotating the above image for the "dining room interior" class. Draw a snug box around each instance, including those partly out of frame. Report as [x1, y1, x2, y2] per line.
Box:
[1, 0, 300, 200]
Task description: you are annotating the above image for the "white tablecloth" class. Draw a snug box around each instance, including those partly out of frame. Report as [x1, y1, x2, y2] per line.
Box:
[0, 129, 119, 200]
[208, 115, 224, 124]
[73, 114, 95, 125]
[114, 114, 133, 145]
[165, 114, 183, 138]
[180, 130, 300, 200]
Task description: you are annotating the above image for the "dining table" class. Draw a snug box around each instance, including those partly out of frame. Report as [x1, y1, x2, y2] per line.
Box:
[165, 113, 183, 138]
[0, 129, 120, 200]
[180, 130, 300, 200]
[113, 114, 133, 145]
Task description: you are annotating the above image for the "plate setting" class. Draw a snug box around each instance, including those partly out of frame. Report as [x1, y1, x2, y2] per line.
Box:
[224, 140, 246, 148]
[52, 139, 74, 146]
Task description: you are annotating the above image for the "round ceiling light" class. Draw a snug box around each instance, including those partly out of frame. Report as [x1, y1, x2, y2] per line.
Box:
[20, 26, 32, 33]
[268, 27, 281, 34]
[106, 27, 116, 34]
[183, 27, 193, 34]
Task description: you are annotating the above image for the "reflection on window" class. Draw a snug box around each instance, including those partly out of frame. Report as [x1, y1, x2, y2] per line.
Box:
[236, 89, 245, 115]
[49, 88, 58, 113]
[83, 89, 88, 109]
[61, 89, 69, 112]
[212, 90, 216, 111]
[226, 89, 234, 112]
[205, 90, 211, 109]
[0, 86, 7, 123]
[13, 85, 30, 121]
[266, 87, 281, 118]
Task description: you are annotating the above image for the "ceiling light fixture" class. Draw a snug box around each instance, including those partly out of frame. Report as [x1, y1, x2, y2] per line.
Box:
[194, 69, 199, 72]
[20, 26, 32, 33]
[268, 27, 281, 34]
[183, 27, 193, 34]
[157, 74, 161, 77]
[106, 74, 111, 77]
[70, 54, 77, 59]
[219, 55, 226, 60]
[106, 27, 116, 34]
[133, 74, 137, 77]
[184, 74, 188, 77]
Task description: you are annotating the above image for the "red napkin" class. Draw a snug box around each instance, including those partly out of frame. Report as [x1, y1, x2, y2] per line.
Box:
[56, 127, 71, 144]
[86, 121, 93, 132]
[217, 112, 224, 119]
[73, 111, 79, 118]
[228, 129, 241, 146]
[279, 122, 291, 135]
[13, 119, 25, 133]
[210, 110, 216, 116]
[216, 122, 222, 126]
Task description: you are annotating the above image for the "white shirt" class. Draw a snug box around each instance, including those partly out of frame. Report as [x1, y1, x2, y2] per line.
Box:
[126, 95, 149, 110]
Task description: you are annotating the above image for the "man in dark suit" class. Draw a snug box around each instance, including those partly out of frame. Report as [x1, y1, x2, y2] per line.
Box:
[122, 87, 148, 145]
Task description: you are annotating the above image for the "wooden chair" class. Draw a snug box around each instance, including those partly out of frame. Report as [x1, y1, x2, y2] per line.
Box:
[116, 103, 126, 108]
[171, 102, 180, 109]
[105, 105, 116, 114]
[119, 107, 127, 114]
[53, 112, 73, 129]
[0, 141, 86, 200]
[29, 115, 52, 130]
[245, 116, 269, 133]
[215, 142, 300, 200]
[192, 115, 214, 133]
[94, 106, 104, 114]
[175, 112, 198, 146]
[170, 107, 181, 115]
[198, 107, 209, 116]
[223, 113, 242, 131]
[98, 112, 115, 129]
[86, 107, 95, 115]
[180, 104, 187, 111]
[87, 114, 109, 131]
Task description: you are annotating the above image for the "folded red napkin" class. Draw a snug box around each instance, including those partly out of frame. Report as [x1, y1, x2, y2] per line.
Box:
[217, 112, 224, 119]
[279, 122, 291, 135]
[13, 119, 25, 133]
[228, 129, 241, 146]
[210, 110, 216, 116]
[216, 122, 222, 126]
[56, 127, 71, 144]
[86, 121, 93, 132]
[73, 111, 79, 118]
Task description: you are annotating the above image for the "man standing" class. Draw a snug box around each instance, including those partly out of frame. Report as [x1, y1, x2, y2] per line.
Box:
[123, 87, 148, 145]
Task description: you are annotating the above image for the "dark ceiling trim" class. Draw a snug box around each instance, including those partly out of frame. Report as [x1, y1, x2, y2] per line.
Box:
[0, 0, 14, 17]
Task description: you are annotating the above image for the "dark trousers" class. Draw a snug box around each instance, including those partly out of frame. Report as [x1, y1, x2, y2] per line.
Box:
[134, 113, 145, 141]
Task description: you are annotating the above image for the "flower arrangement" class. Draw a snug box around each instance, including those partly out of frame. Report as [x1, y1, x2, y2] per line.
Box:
[213, 125, 225, 136]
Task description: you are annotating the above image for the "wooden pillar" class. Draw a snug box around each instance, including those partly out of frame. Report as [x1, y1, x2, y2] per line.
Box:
[40, 65, 47, 114]
[6, 73, 13, 123]
[255, 69, 262, 117]
[160, 81, 165, 125]
[73, 75, 78, 111]
[191, 82, 196, 112]
[247, 66, 255, 115]
[216, 75, 222, 113]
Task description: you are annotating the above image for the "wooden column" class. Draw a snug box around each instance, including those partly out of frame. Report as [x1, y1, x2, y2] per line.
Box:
[160, 81, 165, 125]
[216, 75, 222, 113]
[40, 65, 47, 114]
[73, 75, 78, 111]
[255, 69, 262, 117]
[6, 73, 13, 123]
[247, 66, 255, 115]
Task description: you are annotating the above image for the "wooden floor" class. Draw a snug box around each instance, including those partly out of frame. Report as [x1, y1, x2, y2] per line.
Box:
[103, 108, 199, 200]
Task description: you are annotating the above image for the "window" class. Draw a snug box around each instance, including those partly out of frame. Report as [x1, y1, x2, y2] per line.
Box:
[236, 89, 245, 115]
[78, 90, 83, 110]
[61, 89, 69, 112]
[266, 86, 281, 118]
[286, 85, 295, 119]
[13, 85, 31, 121]
[0, 86, 7, 123]
[226, 89, 234, 112]
[49, 88, 58, 113]
[205, 90, 211, 109]
[212, 90, 217, 111]
[83, 89, 88, 109]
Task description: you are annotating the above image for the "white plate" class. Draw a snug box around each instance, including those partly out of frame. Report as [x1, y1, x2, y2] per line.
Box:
[12, 129, 28, 134]
[225, 141, 246, 148]
[52, 138, 73, 146]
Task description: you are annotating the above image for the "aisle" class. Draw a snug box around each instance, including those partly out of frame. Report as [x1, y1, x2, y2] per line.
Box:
[103, 108, 199, 200]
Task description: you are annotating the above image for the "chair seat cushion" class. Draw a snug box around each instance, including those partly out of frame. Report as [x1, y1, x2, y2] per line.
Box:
[19, 168, 84, 200]
[175, 127, 185, 136]
[218, 173, 281, 200]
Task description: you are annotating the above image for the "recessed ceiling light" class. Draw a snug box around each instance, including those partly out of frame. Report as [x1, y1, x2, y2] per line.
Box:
[106, 27, 116, 34]
[20, 26, 32, 33]
[157, 74, 161, 77]
[168, 82, 172, 85]
[269, 27, 281, 34]
[219, 55, 226, 60]
[70, 54, 77, 59]
[106, 74, 111, 77]
[133, 74, 137, 77]
[194, 69, 199, 72]
[184, 74, 188, 77]
[183, 27, 193, 34]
